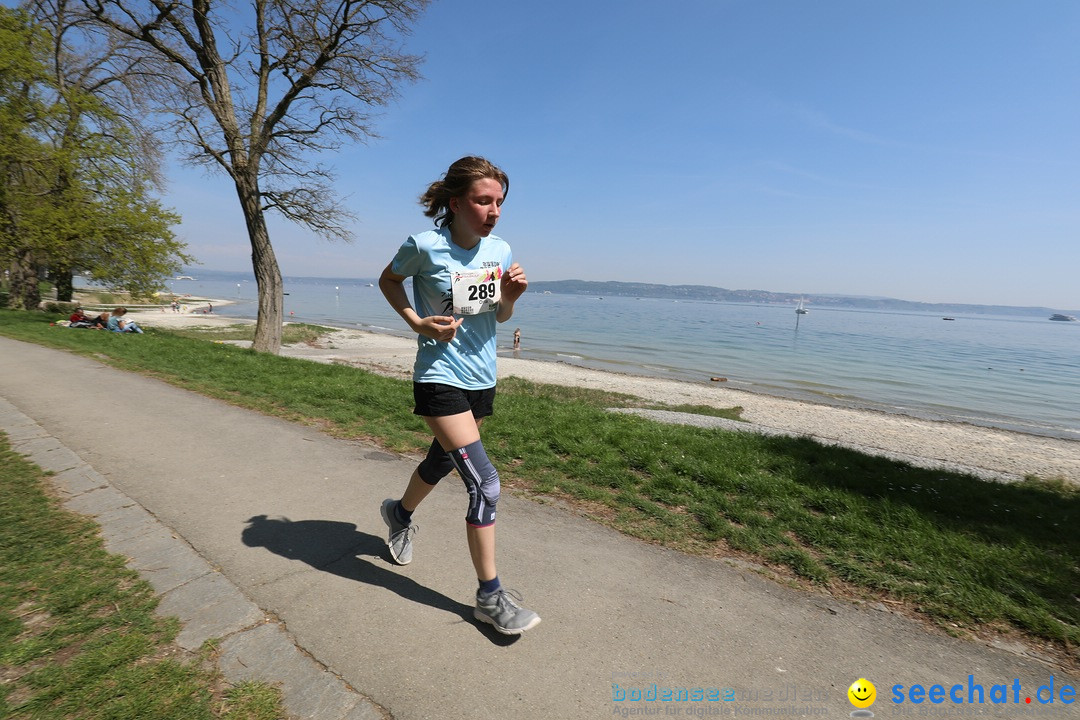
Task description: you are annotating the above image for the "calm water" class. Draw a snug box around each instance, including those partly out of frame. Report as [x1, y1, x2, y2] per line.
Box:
[161, 270, 1080, 441]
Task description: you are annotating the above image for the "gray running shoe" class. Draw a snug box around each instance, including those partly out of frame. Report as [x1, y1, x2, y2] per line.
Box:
[474, 588, 541, 635]
[380, 498, 417, 565]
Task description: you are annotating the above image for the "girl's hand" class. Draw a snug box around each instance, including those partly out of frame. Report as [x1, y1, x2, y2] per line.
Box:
[501, 262, 528, 304]
[416, 314, 462, 343]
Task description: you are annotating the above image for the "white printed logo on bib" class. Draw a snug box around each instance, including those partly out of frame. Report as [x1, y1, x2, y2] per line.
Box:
[451, 266, 502, 315]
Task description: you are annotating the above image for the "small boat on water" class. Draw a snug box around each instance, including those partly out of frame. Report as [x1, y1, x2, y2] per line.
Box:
[795, 298, 808, 315]
[175, 275, 196, 280]
[1049, 313, 1077, 321]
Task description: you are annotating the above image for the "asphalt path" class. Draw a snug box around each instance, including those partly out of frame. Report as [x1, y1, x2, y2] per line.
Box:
[1, 336, 1075, 719]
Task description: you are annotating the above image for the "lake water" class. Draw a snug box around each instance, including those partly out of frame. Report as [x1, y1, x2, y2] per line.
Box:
[160, 270, 1080, 441]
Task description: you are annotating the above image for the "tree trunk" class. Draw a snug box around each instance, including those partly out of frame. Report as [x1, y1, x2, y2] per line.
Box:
[9, 250, 41, 311]
[235, 170, 283, 353]
[54, 264, 74, 302]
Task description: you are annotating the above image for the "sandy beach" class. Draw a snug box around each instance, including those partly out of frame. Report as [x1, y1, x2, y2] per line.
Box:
[127, 305, 1080, 485]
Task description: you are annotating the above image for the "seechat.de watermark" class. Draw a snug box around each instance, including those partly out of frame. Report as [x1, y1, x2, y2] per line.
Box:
[890, 675, 1075, 707]
[846, 675, 1075, 718]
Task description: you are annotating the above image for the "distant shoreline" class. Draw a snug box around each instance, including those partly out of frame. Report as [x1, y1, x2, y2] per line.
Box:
[165, 270, 1080, 317]
[528, 281, 1080, 318]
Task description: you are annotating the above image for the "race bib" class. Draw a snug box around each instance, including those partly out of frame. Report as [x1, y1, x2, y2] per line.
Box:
[451, 266, 502, 315]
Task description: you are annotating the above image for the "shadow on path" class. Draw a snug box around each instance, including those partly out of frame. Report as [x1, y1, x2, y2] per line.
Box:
[241, 514, 518, 645]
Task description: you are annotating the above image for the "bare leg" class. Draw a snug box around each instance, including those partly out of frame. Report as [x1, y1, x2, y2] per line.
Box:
[400, 468, 436, 512]
[467, 524, 497, 582]
[423, 411, 482, 450]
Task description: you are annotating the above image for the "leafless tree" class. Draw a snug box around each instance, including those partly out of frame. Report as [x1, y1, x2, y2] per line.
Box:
[81, 0, 428, 352]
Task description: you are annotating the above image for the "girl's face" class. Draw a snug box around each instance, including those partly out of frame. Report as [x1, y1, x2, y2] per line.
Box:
[450, 177, 504, 241]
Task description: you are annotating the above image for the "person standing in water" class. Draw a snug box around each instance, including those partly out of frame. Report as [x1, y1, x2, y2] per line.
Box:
[377, 156, 539, 635]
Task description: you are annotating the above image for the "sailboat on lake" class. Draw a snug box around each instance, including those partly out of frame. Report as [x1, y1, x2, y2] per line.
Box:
[795, 298, 809, 315]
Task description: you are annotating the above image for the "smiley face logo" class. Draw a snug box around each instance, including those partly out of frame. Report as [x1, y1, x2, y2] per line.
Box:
[847, 678, 876, 709]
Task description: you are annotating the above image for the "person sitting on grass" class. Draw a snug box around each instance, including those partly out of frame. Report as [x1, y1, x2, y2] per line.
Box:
[106, 307, 144, 334]
[68, 307, 94, 328]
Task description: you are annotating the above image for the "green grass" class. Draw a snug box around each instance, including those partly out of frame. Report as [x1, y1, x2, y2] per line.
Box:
[1, 309, 1077, 656]
[0, 432, 286, 719]
[640, 402, 744, 420]
[164, 322, 327, 345]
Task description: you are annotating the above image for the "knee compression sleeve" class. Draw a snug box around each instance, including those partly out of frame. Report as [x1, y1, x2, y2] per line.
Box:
[417, 438, 455, 485]
[449, 439, 500, 527]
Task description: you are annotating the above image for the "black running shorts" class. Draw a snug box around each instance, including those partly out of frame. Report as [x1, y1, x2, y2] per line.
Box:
[412, 382, 496, 419]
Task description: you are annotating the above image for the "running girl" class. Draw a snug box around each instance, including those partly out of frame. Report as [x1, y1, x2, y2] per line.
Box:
[378, 156, 539, 635]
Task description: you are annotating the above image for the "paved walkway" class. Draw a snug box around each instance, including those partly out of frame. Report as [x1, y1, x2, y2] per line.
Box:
[1, 336, 1075, 720]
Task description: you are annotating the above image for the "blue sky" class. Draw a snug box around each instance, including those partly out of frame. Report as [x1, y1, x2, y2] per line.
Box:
[160, 1, 1078, 309]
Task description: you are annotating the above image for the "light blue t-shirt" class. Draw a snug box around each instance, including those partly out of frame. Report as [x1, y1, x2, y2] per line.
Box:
[391, 227, 513, 390]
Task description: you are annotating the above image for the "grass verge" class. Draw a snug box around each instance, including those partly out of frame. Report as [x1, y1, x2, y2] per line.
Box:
[0, 432, 285, 719]
[1, 310, 1077, 661]
[162, 322, 327, 345]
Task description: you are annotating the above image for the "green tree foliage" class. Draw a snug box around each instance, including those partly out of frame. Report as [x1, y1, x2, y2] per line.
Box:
[0, 7, 52, 309]
[0, 3, 189, 310]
